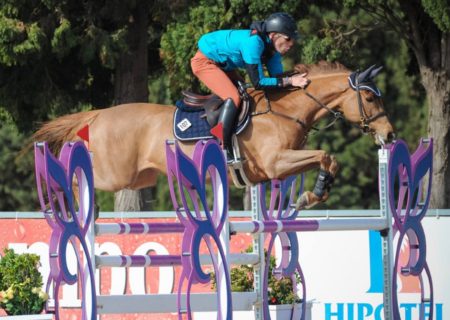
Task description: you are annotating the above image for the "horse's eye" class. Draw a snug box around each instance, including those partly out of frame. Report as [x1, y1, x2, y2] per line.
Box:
[365, 94, 375, 102]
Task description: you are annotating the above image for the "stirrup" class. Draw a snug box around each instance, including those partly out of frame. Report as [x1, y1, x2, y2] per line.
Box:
[227, 136, 253, 188]
[225, 149, 235, 164]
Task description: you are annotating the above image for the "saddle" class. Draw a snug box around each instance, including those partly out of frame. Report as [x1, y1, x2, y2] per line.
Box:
[173, 82, 253, 188]
[180, 81, 251, 127]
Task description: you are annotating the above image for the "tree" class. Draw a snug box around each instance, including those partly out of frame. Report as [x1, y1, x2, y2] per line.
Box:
[0, 113, 35, 211]
[343, 0, 450, 208]
[0, 0, 190, 211]
[0, 0, 129, 132]
[160, 0, 302, 95]
[110, 0, 191, 212]
[111, 1, 151, 212]
[1, 1, 439, 211]
[292, 4, 427, 209]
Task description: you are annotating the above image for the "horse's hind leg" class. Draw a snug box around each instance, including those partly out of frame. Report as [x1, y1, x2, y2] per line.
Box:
[296, 154, 339, 210]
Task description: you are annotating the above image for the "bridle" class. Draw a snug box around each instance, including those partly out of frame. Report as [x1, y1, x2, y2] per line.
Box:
[252, 72, 387, 135]
[353, 73, 387, 133]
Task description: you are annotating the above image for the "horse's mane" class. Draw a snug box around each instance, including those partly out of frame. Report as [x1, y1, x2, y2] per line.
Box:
[293, 61, 350, 76]
[250, 61, 351, 101]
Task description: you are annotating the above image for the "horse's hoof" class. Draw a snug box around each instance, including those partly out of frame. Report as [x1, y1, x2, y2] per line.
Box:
[329, 155, 339, 176]
[295, 193, 309, 210]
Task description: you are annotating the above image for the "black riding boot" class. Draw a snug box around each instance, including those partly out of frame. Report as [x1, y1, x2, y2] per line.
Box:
[215, 98, 238, 162]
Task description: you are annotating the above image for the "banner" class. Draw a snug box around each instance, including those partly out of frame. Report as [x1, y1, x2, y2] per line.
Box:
[0, 215, 447, 319]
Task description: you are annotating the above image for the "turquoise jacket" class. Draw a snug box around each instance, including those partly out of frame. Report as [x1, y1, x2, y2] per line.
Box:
[198, 29, 284, 88]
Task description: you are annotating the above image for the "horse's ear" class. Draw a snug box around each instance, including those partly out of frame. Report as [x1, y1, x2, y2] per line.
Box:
[369, 66, 383, 79]
[357, 65, 377, 83]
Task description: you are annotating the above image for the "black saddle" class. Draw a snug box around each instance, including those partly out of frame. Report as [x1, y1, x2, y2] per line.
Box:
[180, 81, 251, 127]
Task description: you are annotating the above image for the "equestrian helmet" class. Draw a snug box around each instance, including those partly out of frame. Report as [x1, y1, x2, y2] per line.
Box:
[265, 12, 299, 40]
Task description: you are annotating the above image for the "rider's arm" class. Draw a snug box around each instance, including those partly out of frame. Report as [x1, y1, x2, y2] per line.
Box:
[266, 52, 283, 77]
[244, 63, 283, 88]
[242, 38, 289, 89]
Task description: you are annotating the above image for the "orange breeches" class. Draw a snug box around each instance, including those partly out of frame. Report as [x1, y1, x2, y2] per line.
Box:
[191, 50, 241, 107]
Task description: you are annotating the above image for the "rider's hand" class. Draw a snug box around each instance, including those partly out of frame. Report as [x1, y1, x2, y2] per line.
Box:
[290, 73, 310, 89]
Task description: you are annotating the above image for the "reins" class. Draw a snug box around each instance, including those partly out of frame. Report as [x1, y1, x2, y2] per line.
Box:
[303, 91, 343, 131]
[250, 89, 344, 135]
[251, 92, 309, 130]
[250, 73, 387, 137]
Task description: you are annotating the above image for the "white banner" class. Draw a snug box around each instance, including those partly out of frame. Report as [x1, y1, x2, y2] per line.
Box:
[298, 217, 447, 319]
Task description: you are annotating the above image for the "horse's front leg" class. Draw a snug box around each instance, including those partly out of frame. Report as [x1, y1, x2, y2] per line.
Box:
[295, 152, 339, 210]
[268, 149, 339, 209]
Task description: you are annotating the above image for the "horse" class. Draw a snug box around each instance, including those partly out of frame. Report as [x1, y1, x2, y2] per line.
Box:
[32, 62, 395, 209]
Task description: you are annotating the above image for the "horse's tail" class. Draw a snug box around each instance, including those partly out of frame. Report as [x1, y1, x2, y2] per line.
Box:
[32, 110, 101, 154]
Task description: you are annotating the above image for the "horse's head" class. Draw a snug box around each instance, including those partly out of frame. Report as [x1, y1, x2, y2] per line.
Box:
[339, 65, 395, 145]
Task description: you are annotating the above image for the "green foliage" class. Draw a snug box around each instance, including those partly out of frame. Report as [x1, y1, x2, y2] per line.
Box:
[0, 248, 48, 315]
[0, 1, 435, 210]
[302, 124, 375, 209]
[51, 18, 79, 59]
[267, 268, 300, 305]
[148, 73, 172, 105]
[0, 15, 46, 66]
[160, 0, 302, 96]
[298, 5, 354, 64]
[301, 36, 343, 64]
[0, 0, 175, 132]
[160, 4, 227, 94]
[0, 109, 116, 212]
[95, 190, 114, 212]
[0, 120, 36, 211]
[228, 263, 254, 292]
[211, 247, 301, 305]
[421, 0, 450, 32]
[293, 4, 426, 209]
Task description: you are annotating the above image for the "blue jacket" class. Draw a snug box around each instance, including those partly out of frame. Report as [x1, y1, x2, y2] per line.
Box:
[198, 29, 284, 88]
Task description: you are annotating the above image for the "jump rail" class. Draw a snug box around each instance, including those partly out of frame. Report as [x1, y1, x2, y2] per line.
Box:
[34, 138, 434, 320]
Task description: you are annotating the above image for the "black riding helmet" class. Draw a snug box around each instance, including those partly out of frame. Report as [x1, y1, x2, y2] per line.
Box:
[264, 12, 299, 40]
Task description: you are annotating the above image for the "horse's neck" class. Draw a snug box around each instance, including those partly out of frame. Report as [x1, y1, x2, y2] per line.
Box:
[307, 90, 343, 124]
[252, 83, 345, 129]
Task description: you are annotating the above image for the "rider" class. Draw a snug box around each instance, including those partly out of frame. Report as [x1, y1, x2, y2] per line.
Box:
[191, 12, 310, 162]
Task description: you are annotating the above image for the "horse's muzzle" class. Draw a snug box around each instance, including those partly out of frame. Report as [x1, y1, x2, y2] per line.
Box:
[374, 131, 396, 146]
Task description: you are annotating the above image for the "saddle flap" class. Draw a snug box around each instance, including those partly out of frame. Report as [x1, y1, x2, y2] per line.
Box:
[182, 90, 217, 107]
[237, 98, 249, 124]
[175, 82, 252, 141]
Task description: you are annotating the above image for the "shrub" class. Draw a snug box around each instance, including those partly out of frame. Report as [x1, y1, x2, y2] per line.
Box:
[212, 247, 301, 305]
[0, 248, 48, 315]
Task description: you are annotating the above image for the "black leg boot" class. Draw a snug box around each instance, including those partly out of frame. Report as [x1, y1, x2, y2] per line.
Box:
[212, 98, 238, 163]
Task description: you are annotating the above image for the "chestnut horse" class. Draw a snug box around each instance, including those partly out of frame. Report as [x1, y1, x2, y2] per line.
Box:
[33, 62, 394, 209]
